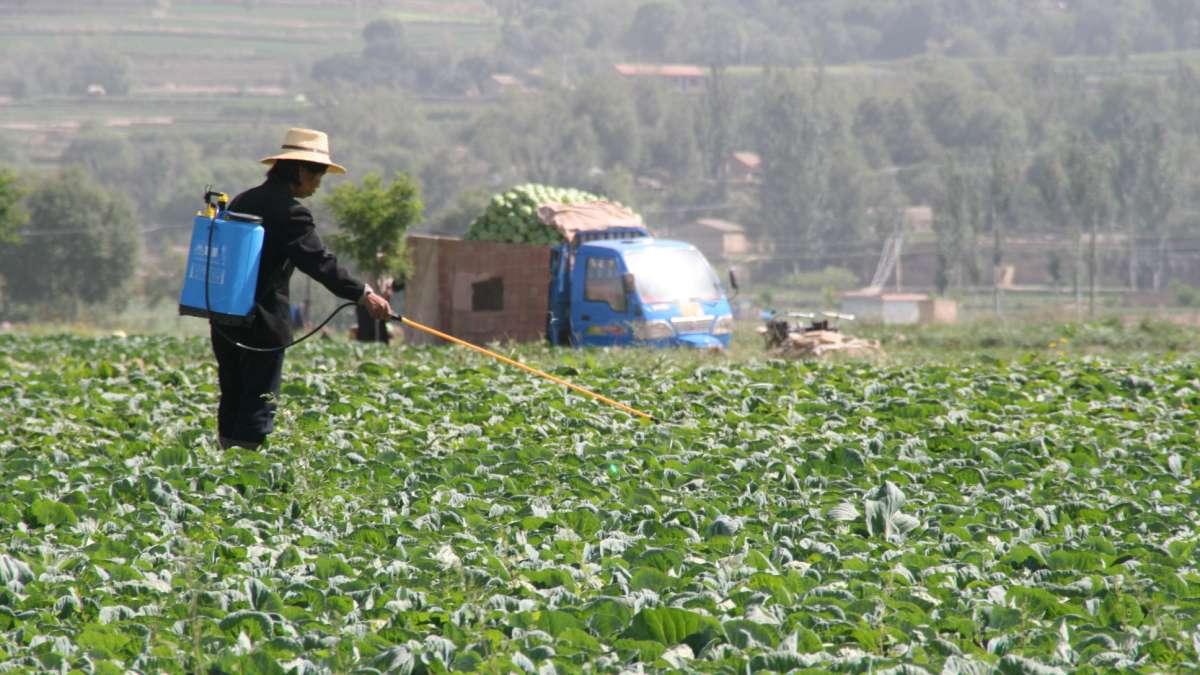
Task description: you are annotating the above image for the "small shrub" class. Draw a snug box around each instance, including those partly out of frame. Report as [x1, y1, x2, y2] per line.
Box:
[1171, 281, 1200, 308]
[783, 266, 860, 291]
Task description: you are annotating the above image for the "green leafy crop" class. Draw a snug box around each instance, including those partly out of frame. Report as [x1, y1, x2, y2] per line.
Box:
[1, 334, 1198, 672]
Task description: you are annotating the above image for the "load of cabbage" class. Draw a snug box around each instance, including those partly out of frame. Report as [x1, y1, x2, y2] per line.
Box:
[464, 183, 623, 245]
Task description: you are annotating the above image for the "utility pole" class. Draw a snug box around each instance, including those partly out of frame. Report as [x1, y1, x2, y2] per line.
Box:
[894, 216, 903, 291]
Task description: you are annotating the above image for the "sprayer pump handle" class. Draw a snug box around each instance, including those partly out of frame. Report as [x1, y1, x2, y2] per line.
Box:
[203, 190, 229, 209]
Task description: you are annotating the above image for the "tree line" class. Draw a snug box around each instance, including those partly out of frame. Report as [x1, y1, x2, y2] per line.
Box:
[5, 1, 1200, 318]
[0, 165, 422, 322]
[479, 0, 1200, 67]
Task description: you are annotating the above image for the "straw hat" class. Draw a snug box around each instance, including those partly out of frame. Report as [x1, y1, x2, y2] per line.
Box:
[259, 127, 347, 174]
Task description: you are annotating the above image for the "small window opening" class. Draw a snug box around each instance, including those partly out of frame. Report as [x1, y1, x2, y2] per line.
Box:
[472, 277, 504, 311]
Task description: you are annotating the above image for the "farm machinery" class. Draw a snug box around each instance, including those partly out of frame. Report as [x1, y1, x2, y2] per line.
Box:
[758, 309, 882, 359]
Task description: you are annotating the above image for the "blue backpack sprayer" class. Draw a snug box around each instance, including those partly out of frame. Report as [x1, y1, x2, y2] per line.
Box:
[178, 190, 263, 325]
[177, 188, 655, 420]
[178, 189, 361, 353]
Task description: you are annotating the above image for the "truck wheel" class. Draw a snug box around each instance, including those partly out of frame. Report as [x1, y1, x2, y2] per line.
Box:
[545, 316, 571, 346]
[545, 314, 558, 345]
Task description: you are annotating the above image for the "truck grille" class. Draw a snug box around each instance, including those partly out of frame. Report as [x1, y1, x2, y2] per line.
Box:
[671, 316, 713, 334]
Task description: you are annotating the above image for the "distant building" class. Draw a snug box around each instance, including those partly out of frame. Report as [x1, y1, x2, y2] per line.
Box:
[727, 151, 761, 182]
[903, 205, 933, 234]
[671, 218, 749, 262]
[613, 63, 707, 92]
[840, 291, 957, 325]
[487, 73, 532, 94]
[879, 293, 929, 325]
[635, 175, 665, 192]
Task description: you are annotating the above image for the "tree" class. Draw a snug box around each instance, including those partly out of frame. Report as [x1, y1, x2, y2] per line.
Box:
[751, 69, 866, 270]
[0, 167, 139, 317]
[698, 66, 735, 187]
[873, 1, 936, 60]
[855, 95, 938, 170]
[693, 9, 745, 66]
[624, 1, 681, 59]
[1152, 0, 1200, 49]
[752, 69, 834, 266]
[914, 65, 974, 149]
[424, 188, 491, 237]
[1063, 134, 1113, 317]
[0, 168, 27, 245]
[483, 0, 530, 26]
[59, 130, 140, 199]
[1028, 149, 1075, 299]
[646, 99, 699, 180]
[362, 18, 410, 62]
[465, 91, 602, 187]
[933, 153, 983, 293]
[1130, 122, 1179, 291]
[69, 48, 131, 96]
[985, 143, 1022, 314]
[325, 172, 423, 286]
[572, 75, 641, 170]
[1093, 79, 1163, 291]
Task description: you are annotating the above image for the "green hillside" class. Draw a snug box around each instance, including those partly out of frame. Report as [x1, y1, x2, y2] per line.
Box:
[0, 1, 497, 164]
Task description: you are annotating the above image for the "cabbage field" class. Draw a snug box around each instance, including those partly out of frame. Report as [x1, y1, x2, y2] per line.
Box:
[1, 334, 1198, 673]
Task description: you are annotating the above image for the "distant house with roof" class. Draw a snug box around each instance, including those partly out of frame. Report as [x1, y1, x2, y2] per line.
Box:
[840, 290, 958, 325]
[672, 218, 749, 262]
[613, 63, 707, 92]
[727, 151, 761, 182]
[903, 205, 933, 234]
[480, 73, 533, 96]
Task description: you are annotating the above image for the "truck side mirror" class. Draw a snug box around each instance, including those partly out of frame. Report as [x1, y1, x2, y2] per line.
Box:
[622, 273, 636, 296]
[728, 268, 740, 291]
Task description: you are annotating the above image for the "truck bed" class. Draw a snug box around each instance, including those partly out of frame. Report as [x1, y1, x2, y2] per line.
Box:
[404, 235, 552, 346]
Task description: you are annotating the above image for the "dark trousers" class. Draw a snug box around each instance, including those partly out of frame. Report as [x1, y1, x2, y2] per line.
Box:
[211, 326, 285, 445]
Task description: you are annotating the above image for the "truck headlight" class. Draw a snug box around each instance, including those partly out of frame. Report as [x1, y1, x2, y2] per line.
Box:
[633, 319, 674, 340]
[712, 314, 734, 335]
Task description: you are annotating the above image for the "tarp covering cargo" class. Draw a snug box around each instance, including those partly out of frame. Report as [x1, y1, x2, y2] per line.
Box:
[536, 201, 648, 243]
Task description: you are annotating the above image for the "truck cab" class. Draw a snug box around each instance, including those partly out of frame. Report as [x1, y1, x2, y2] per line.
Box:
[547, 229, 735, 349]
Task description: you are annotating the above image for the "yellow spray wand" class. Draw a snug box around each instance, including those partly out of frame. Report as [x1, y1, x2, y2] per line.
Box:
[391, 314, 656, 423]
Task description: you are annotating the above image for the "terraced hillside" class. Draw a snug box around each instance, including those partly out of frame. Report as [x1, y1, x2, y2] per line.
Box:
[0, 0, 497, 161]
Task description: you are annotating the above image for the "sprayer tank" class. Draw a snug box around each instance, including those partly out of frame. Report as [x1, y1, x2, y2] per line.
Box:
[178, 211, 264, 324]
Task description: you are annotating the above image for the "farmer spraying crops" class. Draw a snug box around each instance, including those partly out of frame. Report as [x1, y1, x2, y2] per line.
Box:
[182, 133, 653, 439]
[209, 128, 391, 449]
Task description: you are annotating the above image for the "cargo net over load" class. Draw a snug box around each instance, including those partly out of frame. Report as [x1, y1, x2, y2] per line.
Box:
[464, 183, 649, 245]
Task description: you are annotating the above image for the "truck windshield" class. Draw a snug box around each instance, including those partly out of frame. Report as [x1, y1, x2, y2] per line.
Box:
[623, 248, 723, 303]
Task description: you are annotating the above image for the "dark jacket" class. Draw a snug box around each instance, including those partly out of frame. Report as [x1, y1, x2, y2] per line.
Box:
[224, 175, 364, 347]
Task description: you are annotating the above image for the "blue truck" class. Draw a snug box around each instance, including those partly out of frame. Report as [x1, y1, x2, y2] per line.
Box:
[545, 221, 738, 349]
[404, 203, 739, 349]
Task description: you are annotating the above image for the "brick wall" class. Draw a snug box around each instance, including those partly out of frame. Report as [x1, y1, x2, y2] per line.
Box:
[404, 235, 552, 346]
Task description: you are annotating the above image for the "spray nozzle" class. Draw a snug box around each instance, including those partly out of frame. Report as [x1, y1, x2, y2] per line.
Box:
[203, 188, 229, 207]
[202, 186, 230, 218]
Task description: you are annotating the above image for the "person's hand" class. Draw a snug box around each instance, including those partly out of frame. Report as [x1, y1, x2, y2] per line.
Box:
[361, 290, 391, 321]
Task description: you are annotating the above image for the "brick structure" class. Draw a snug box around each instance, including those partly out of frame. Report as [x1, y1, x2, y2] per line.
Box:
[404, 235, 552, 346]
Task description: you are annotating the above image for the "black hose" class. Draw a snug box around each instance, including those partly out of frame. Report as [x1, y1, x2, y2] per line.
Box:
[222, 302, 358, 353]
